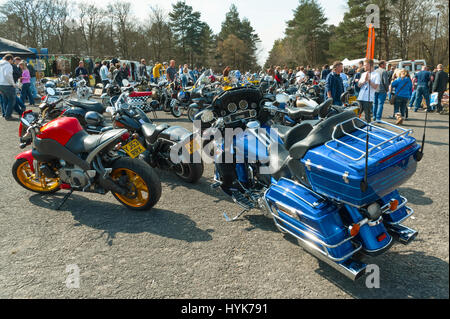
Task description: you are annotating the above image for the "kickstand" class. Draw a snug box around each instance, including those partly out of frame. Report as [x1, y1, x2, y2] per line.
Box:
[223, 209, 248, 222]
[56, 190, 73, 211]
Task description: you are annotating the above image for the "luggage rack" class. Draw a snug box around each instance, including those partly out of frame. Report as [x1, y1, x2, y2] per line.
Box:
[325, 118, 413, 161]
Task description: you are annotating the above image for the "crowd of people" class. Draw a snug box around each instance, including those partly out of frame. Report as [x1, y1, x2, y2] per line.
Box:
[0, 54, 38, 121]
[1, 51, 448, 124]
[268, 59, 448, 125]
[88, 58, 209, 92]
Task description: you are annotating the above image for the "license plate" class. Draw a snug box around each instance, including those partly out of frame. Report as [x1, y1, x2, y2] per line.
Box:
[121, 139, 146, 158]
[185, 139, 201, 155]
[349, 96, 357, 103]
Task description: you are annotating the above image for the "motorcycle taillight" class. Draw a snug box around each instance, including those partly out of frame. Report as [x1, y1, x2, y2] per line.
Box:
[121, 132, 131, 142]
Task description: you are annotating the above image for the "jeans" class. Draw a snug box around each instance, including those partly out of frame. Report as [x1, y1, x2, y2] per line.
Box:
[181, 74, 188, 88]
[30, 77, 38, 99]
[0, 85, 16, 118]
[372, 92, 387, 121]
[415, 85, 431, 111]
[436, 91, 445, 112]
[21, 83, 35, 105]
[394, 96, 408, 117]
[359, 100, 373, 123]
[409, 90, 417, 108]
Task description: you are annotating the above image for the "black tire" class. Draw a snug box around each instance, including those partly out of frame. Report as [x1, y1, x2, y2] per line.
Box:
[171, 102, 182, 118]
[12, 158, 60, 194]
[175, 162, 204, 183]
[187, 106, 199, 122]
[110, 157, 162, 211]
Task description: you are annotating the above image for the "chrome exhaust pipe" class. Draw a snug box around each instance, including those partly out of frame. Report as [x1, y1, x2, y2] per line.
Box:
[302, 244, 367, 281]
[274, 218, 367, 281]
[386, 224, 418, 245]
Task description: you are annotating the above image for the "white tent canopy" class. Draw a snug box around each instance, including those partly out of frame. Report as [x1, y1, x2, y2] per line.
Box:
[342, 58, 379, 67]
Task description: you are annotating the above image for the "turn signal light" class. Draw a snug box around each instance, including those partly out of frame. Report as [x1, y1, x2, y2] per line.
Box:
[349, 223, 360, 237]
[389, 199, 399, 211]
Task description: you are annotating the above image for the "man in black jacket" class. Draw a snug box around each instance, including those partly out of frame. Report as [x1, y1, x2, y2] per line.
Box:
[432, 64, 449, 113]
[12, 57, 22, 83]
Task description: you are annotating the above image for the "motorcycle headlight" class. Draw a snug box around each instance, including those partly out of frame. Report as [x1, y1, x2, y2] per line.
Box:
[201, 110, 214, 123]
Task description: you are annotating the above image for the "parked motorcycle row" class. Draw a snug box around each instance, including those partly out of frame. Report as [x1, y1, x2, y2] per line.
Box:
[11, 69, 424, 281]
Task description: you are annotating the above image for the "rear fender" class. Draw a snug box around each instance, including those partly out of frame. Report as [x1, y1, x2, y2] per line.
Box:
[168, 131, 202, 165]
[15, 150, 35, 172]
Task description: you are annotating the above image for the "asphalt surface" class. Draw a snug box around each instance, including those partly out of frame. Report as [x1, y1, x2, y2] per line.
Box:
[0, 101, 448, 299]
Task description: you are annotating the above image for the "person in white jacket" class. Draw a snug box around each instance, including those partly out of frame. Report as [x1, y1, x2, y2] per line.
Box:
[0, 54, 17, 120]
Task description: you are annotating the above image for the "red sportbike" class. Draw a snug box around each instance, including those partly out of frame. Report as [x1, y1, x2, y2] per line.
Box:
[13, 116, 161, 210]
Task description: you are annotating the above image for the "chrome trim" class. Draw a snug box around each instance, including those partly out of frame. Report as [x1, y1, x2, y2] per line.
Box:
[343, 171, 350, 184]
[271, 184, 321, 208]
[386, 223, 418, 244]
[385, 206, 414, 225]
[324, 117, 413, 161]
[273, 214, 362, 263]
[368, 216, 383, 226]
[271, 212, 357, 251]
[362, 235, 393, 254]
[381, 196, 408, 215]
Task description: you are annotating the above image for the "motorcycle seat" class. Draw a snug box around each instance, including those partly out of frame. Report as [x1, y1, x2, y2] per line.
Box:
[141, 123, 170, 145]
[68, 99, 104, 113]
[289, 110, 357, 160]
[287, 98, 333, 120]
[268, 143, 291, 180]
[65, 129, 126, 154]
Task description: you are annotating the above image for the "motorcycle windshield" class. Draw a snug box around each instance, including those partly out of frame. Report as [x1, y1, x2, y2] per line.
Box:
[194, 69, 213, 88]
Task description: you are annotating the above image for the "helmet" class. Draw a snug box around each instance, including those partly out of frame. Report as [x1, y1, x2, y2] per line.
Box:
[107, 84, 121, 96]
[85, 111, 104, 126]
[45, 81, 56, 88]
[177, 91, 189, 103]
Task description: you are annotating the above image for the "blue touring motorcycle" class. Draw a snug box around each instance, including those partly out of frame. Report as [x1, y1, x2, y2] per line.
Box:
[195, 87, 422, 280]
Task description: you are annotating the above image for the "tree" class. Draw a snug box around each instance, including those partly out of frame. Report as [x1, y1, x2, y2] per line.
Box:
[216, 4, 260, 70]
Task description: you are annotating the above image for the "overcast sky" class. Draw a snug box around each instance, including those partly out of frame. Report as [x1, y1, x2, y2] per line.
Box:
[93, 0, 348, 64]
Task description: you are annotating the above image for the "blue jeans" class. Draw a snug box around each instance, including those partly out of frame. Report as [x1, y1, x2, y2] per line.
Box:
[414, 86, 431, 111]
[181, 74, 188, 88]
[394, 96, 408, 117]
[409, 90, 417, 107]
[372, 92, 387, 121]
[0, 85, 16, 118]
[30, 77, 38, 98]
[21, 83, 35, 105]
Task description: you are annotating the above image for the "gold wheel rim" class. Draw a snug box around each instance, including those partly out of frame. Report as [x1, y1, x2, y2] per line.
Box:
[16, 161, 60, 192]
[111, 168, 149, 208]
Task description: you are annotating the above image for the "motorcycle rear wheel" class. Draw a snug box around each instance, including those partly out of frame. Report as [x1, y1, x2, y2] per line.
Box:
[110, 158, 161, 210]
[12, 158, 60, 194]
[174, 162, 204, 184]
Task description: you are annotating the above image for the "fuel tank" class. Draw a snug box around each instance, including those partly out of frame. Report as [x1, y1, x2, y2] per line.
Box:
[38, 117, 84, 146]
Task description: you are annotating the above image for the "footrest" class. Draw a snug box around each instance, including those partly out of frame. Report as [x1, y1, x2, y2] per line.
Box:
[231, 191, 255, 210]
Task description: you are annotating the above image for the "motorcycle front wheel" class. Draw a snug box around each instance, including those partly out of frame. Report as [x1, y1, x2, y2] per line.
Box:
[171, 102, 182, 118]
[110, 157, 161, 210]
[12, 158, 60, 194]
[187, 106, 199, 122]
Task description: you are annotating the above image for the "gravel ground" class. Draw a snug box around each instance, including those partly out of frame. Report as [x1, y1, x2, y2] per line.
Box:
[0, 101, 448, 299]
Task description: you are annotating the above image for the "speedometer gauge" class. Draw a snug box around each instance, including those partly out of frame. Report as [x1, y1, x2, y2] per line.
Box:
[239, 100, 248, 110]
[227, 103, 237, 113]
